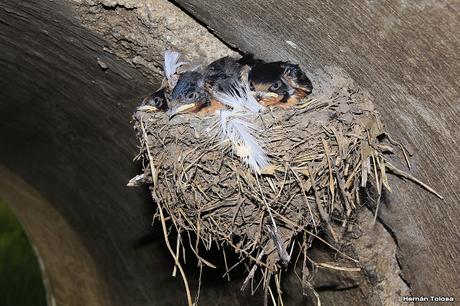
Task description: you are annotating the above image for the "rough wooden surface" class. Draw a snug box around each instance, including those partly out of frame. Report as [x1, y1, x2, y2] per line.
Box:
[0, 166, 112, 306]
[0, 1, 258, 305]
[175, 0, 460, 298]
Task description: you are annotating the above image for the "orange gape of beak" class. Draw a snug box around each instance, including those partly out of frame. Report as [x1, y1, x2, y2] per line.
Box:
[169, 99, 226, 118]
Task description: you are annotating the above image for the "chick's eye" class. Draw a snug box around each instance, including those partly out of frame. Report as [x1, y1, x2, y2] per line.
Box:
[153, 97, 161, 105]
[270, 80, 282, 91]
[186, 92, 198, 101]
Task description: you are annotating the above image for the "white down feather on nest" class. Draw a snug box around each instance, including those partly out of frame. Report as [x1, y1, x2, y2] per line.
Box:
[213, 82, 269, 173]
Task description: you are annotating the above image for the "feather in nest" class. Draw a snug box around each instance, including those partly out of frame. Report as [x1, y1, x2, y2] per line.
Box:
[214, 82, 268, 173]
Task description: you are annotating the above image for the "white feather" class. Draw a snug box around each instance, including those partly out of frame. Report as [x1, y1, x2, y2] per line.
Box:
[213, 81, 264, 113]
[164, 50, 188, 85]
[216, 83, 269, 173]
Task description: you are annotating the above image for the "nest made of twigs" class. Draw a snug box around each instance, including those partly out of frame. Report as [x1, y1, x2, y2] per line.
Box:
[132, 86, 439, 305]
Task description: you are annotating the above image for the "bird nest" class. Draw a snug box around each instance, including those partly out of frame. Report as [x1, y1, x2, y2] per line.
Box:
[132, 86, 439, 305]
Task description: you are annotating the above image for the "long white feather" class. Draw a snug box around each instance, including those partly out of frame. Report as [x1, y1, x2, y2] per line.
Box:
[219, 111, 268, 172]
[215, 83, 268, 173]
[164, 50, 188, 86]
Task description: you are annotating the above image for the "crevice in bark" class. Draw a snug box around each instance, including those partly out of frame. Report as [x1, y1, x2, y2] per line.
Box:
[376, 214, 413, 293]
[167, 0, 243, 53]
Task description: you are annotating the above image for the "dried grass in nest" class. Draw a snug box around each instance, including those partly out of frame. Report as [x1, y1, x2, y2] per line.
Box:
[132, 86, 442, 305]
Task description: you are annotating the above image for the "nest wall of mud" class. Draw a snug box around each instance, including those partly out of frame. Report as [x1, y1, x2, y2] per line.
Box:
[133, 85, 422, 304]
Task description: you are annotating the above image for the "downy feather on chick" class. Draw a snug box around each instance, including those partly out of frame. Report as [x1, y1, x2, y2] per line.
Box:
[164, 50, 188, 88]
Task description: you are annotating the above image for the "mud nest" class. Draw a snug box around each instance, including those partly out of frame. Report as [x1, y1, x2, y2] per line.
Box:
[132, 86, 439, 305]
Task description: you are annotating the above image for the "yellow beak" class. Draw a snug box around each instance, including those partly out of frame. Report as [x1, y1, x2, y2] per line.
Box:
[137, 105, 159, 112]
[169, 103, 197, 118]
[262, 92, 279, 98]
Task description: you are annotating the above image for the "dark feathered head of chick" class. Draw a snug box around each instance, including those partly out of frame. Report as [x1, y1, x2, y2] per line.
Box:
[137, 88, 168, 112]
[248, 62, 313, 105]
[248, 62, 292, 105]
[281, 63, 313, 95]
[169, 71, 210, 117]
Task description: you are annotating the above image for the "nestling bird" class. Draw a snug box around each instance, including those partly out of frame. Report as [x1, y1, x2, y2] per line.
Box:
[138, 50, 190, 113]
[168, 71, 214, 117]
[281, 63, 313, 99]
[137, 88, 169, 112]
[247, 60, 313, 107]
[205, 56, 248, 94]
[167, 70, 229, 118]
[168, 55, 253, 117]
